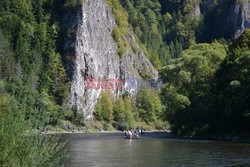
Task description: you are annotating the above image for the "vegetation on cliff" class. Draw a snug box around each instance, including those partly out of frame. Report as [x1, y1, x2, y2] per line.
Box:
[108, 0, 250, 138]
[0, 0, 249, 165]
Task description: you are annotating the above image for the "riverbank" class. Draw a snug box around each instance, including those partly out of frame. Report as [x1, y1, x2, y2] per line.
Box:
[43, 121, 250, 143]
[199, 131, 250, 143]
[44, 128, 250, 143]
[43, 119, 171, 134]
[43, 128, 172, 135]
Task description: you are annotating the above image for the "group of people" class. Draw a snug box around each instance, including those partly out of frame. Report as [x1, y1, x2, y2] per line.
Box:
[124, 128, 143, 139]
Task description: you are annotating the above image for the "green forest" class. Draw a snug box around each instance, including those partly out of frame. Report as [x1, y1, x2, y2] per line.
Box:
[0, 0, 249, 165]
[100, 0, 250, 136]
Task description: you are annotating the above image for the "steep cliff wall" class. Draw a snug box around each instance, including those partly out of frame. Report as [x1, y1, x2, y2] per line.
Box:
[68, 0, 158, 119]
[203, 0, 250, 40]
[228, 0, 250, 38]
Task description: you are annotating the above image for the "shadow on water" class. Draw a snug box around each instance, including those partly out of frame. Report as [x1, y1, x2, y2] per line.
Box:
[60, 132, 250, 167]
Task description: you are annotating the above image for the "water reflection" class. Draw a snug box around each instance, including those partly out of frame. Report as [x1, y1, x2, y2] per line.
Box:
[61, 133, 250, 167]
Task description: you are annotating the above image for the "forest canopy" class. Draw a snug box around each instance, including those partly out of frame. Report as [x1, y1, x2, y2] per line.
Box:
[0, 0, 249, 165]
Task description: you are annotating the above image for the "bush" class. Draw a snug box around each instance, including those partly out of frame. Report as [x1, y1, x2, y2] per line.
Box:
[94, 91, 113, 123]
[84, 120, 104, 132]
[113, 97, 135, 130]
[115, 121, 130, 131]
[136, 89, 163, 124]
[65, 105, 85, 126]
[0, 95, 66, 166]
[154, 120, 170, 130]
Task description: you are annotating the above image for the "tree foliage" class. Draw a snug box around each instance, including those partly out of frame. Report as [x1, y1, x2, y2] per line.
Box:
[160, 30, 250, 136]
[113, 97, 135, 130]
[160, 41, 228, 135]
[209, 30, 250, 133]
[136, 89, 163, 124]
[0, 0, 72, 165]
[94, 91, 114, 123]
[0, 93, 66, 166]
[107, 0, 129, 57]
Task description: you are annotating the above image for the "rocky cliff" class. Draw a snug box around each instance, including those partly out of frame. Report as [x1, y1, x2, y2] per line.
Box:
[67, 0, 158, 119]
[203, 0, 250, 40]
[186, 0, 201, 19]
[228, 0, 250, 38]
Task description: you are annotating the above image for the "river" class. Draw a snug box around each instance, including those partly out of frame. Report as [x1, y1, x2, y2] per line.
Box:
[60, 132, 250, 167]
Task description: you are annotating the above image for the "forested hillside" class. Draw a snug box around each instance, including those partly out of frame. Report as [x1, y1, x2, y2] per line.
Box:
[121, 0, 250, 67]
[110, 0, 250, 137]
[160, 31, 250, 137]
[0, 0, 71, 165]
[0, 0, 249, 165]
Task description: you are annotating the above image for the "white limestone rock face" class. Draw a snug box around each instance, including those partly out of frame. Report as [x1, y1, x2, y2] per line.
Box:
[69, 0, 158, 119]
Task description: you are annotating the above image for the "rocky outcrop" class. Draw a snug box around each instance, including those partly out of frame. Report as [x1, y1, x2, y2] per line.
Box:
[203, 0, 250, 40]
[188, 0, 201, 19]
[67, 0, 158, 119]
[228, 0, 250, 39]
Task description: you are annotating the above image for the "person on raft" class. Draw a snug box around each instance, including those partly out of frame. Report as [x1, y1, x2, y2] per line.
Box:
[124, 128, 142, 139]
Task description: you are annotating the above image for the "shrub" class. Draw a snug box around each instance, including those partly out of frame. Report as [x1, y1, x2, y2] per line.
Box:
[65, 105, 85, 126]
[113, 97, 135, 130]
[154, 120, 170, 130]
[94, 91, 113, 123]
[0, 95, 66, 166]
[136, 89, 163, 124]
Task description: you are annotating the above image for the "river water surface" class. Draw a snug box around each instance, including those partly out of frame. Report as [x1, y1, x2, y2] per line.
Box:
[61, 132, 250, 167]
